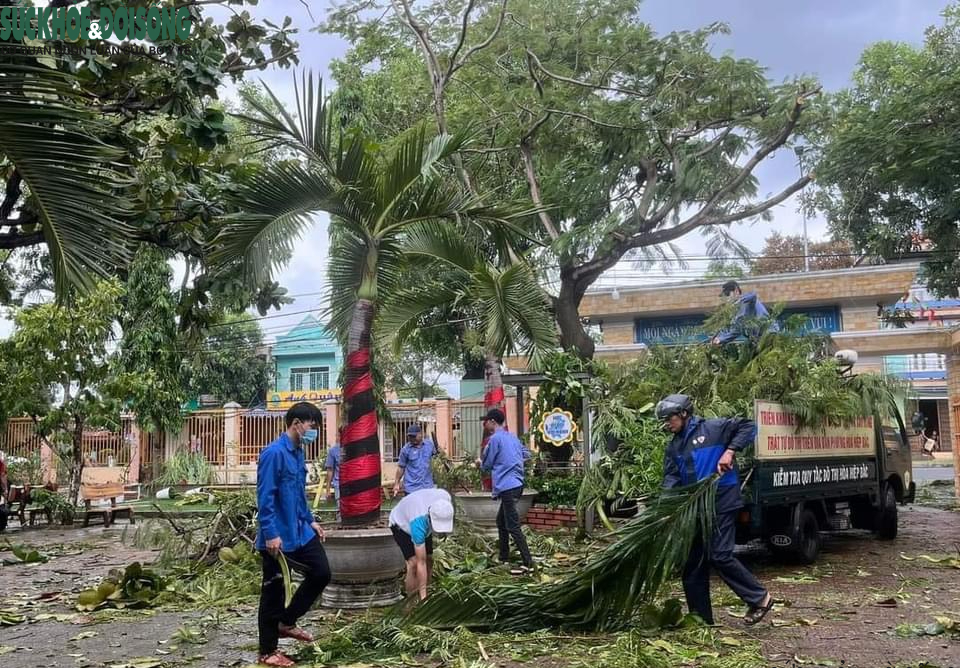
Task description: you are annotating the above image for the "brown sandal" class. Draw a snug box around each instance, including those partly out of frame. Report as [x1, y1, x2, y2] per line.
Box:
[744, 596, 774, 625]
[258, 651, 295, 667]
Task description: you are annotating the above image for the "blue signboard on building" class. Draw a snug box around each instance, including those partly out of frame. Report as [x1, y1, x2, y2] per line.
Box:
[634, 306, 842, 345]
[634, 315, 709, 345]
[780, 306, 842, 334]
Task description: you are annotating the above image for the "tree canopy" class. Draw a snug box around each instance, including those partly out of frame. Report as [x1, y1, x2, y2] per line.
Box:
[181, 313, 271, 407]
[750, 233, 854, 275]
[322, 0, 825, 357]
[814, 4, 960, 296]
[2, 280, 126, 503]
[116, 246, 185, 434]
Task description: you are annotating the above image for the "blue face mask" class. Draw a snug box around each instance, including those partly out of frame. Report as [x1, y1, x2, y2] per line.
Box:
[301, 428, 319, 446]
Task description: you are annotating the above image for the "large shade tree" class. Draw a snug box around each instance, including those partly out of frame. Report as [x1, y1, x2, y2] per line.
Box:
[322, 0, 826, 358]
[211, 76, 530, 525]
[813, 5, 960, 296]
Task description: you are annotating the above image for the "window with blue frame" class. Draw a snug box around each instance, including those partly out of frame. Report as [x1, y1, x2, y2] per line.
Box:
[289, 366, 330, 391]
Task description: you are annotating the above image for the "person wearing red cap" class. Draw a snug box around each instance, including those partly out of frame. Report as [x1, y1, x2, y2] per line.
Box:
[477, 408, 534, 572]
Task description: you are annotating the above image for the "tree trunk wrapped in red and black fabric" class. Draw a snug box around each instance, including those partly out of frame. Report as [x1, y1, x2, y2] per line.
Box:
[480, 352, 505, 491]
[339, 299, 381, 526]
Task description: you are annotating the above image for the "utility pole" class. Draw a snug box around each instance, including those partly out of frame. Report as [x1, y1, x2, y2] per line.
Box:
[795, 146, 810, 272]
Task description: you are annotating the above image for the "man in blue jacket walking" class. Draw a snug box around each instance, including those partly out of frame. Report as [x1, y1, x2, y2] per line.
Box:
[477, 408, 533, 572]
[256, 402, 331, 667]
[713, 281, 779, 345]
[657, 394, 773, 626]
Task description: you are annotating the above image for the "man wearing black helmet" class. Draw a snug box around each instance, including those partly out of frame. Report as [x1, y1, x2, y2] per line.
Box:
[657, 394, 774, 626]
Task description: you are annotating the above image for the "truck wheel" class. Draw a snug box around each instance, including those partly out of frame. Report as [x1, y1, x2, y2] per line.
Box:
[794, 509, 821, 564]
[876, 484, 898, 540]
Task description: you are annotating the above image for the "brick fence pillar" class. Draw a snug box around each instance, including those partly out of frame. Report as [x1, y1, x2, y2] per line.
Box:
[435, 398, 453, 455]
[41, 441, 56, 485]
[127, 420, 141, 484]
[946, 349, 960, 499]
[223, 402, 241, 484]
[324, 399, 340, 447]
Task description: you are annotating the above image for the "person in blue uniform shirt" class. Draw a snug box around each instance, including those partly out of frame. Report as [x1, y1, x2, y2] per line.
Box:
[392, 424, 437, 497]
[321, 427, 342, 503]
[713, 280, 779, 345]
[255, 402, 331, 667]
[477, 408, 534, 572]
[657, 394, 774, 626]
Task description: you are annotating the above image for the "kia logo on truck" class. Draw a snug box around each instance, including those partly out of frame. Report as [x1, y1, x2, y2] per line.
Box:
[770, 534, 792, 547]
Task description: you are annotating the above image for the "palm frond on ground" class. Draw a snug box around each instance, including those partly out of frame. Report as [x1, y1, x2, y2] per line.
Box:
[404, 478, 717, 632]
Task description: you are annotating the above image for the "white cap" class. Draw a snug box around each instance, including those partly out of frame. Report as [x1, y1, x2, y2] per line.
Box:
[428, 499, 454, 534]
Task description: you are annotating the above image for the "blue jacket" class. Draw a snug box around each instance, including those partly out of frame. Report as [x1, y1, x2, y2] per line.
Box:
[662, 416, 754, 513]
[480, 427, 530, 497]
[256, 432, 316, 552]
[716, 291, 780, 344]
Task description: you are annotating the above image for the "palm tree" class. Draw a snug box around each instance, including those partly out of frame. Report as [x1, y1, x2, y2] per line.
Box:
[378, 226, 556, 447]
[210, 74, 532, 526]
[0, 65, 132, 298]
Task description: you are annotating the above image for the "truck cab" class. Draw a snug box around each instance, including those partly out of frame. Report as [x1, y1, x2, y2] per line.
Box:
[737, 398, 914, 563]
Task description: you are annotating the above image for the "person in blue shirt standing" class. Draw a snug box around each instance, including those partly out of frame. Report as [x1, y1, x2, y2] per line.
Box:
[256, 402, 331, 668]
[477, 408, 533, 572]
[321, 427, 342, 503]
[657, 394, 774, 626]
[713, 281, 780, 345]
[392, 424, 437, 497]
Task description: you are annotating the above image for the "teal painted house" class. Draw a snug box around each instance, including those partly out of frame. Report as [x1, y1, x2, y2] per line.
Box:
[268, 316, 342, 408]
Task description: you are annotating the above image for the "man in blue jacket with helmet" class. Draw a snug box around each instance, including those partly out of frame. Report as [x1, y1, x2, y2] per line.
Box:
[657, 394, 773, 626]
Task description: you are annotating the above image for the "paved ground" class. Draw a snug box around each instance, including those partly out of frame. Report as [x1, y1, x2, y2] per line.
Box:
[913, 464, 955, 483]
[1, 485, 959, 668]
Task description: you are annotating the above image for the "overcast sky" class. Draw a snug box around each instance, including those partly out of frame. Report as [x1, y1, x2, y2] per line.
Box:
[1, 0, 950, 393]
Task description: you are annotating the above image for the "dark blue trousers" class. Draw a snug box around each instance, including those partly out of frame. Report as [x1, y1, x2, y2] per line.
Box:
[682, 509, 767, 624]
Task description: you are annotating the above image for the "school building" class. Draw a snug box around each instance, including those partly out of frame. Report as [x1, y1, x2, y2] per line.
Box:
[568, 262, 960, 461]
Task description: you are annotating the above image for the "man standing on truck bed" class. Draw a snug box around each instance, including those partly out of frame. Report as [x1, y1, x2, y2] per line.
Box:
[713, 280, 779, 345]
[657, 394, 774, 626]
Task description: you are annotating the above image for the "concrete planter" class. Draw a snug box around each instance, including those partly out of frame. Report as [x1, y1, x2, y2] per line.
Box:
[320, 527, 405, 609]
[454, 490, 538, 534]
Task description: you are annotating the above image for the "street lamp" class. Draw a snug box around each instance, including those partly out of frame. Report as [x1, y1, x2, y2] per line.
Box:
[794, 146, 810, 272]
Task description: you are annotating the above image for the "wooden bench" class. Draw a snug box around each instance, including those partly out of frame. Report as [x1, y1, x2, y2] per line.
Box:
[81, 483, 135, 527]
